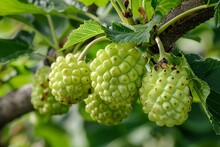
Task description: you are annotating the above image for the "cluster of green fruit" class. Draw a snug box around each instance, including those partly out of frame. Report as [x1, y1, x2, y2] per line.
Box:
[31, 43, 193, 127]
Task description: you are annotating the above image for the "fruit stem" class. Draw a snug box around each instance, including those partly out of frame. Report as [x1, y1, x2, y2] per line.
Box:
[78, 36, 109, 61]
[157, 3, 216, 34]
[155, 36, 166, 61]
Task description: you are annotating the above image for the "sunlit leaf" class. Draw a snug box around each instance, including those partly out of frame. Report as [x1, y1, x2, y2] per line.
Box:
[131, 0, 142, 17]
[0, 0, 45, 16]
[77, 0, 109, 6]
[62, 21, 104, 50]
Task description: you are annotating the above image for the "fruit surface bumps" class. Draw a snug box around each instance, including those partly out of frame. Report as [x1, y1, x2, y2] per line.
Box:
[31, 66, 69, 115]
[90, 43, 146, 104]
[139, 64, 192, 127]
[49, 53, 92, 104]
[84, 93, 132, 126]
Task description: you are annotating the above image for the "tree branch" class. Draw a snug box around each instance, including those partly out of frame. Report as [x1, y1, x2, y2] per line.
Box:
[0, 84, 33, 129]
[151, 0, 215, 52]
[158, 0, 205, 28]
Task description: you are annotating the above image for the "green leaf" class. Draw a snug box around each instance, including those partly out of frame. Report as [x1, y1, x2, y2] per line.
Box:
[0, 0, 45, 16]
[205, 0, 220, 5]
[131, 0, 142, 18]
[62, 21, 104, 50]
[103, 12, 162, 44]
[214, 1, 220, 28]
[35, 123, 70, 147]
[0, 31, 34, 62]
[186, 54, 220, 135]
[14, 30, 35, 45]
[191, 77, 210, 104]
[77, 0, 109, 6]
[8, 15, 34, 26]
[151, 0, 158, 10]
[148, 0, 182, 16]
[0, 38, 30, 62]
[157, 0, 182, 15]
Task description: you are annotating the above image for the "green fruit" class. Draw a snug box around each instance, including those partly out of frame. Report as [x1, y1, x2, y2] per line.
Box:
[31, 66, 69, 115]
[90, 43, 146, 104]
[139, 64, 192, 127]
[49, 53, 92, 104]
[84, 93, 132, 126]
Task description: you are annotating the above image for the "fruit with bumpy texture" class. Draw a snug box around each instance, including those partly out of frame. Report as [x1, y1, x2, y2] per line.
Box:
[31, 66, 69, 115]
[90, 43, 146, 104]
[139, 64, 192, 127]
[49, 53, 92, 104]
[84, 93, 132, 126]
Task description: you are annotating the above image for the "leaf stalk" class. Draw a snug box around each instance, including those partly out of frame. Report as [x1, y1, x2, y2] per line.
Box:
[78, 36, 109, 61]
[155, 36, 166, 61]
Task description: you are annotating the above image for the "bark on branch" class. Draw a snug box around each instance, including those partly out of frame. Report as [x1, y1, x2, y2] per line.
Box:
[152, 0, 215, 52]
[0, 84, 33, 129]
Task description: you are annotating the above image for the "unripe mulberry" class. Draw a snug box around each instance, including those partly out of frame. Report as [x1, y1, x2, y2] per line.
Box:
[139, 64, 192, 127]
[49, 53, 92, 104]
[90, 43, 146, 104]
[84, 93, 132, 126]
[31, 66, 69, 115]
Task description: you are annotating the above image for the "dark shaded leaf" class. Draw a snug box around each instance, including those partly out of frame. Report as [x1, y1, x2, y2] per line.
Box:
[186, 54, 220, 135]
[214, 1, 220, 28]
[0, 31, 34, 62]
[103, 12, 162, 44]
[0, 39, 30, 62]
[14, 30, 35, 45]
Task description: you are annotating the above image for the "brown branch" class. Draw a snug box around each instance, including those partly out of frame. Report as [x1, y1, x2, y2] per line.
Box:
[151, 0, 215, 52]
[157, 0, 205, 28]
[0, 84, 33, 129]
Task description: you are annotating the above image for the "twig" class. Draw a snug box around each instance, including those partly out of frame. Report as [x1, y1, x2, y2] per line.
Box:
[0, 84, 33, 129]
